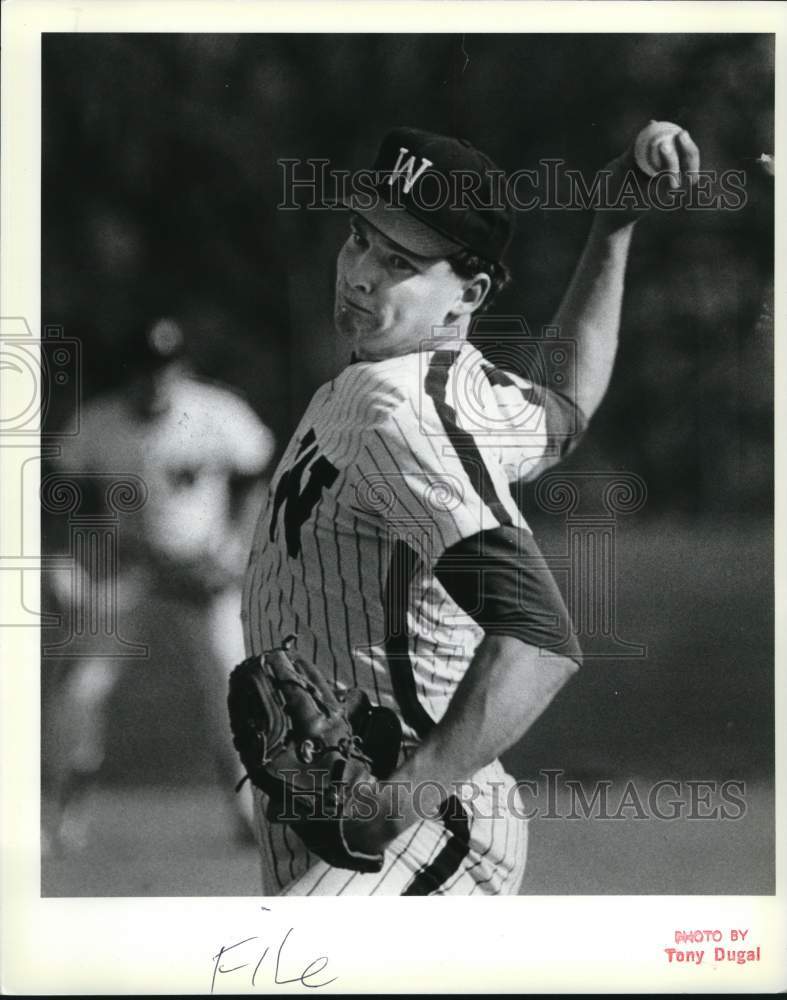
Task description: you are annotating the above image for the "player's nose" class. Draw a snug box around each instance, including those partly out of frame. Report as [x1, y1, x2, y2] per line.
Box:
[345, 250, 377, 295]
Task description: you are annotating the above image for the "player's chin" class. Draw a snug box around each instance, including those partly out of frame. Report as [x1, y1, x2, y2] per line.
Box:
[334, 302, 377, 340]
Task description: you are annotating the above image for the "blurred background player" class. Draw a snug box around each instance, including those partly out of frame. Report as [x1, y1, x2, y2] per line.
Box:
[41, 319, 275, 852]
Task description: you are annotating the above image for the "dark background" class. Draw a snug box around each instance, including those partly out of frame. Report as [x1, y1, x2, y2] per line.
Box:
[42, 33, 774, 512]
[41, 34, 774, 892]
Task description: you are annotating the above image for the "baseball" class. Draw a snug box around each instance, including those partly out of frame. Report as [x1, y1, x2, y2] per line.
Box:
[634, 120, 683, 176]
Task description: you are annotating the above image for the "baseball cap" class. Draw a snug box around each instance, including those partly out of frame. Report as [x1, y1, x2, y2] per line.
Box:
[347, 127, 513, 264]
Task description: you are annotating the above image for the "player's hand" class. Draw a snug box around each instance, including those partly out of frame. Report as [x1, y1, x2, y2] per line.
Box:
[633, 120, 700, 189]
[342, 781, 408, 855]
[596, 122, 700, 229]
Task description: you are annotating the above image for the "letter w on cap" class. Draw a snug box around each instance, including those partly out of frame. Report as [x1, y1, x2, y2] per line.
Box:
[388, 147, 433, 194]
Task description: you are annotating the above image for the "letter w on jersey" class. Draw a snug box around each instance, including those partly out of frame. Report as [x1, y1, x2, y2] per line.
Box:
[269, 429, 339, 558]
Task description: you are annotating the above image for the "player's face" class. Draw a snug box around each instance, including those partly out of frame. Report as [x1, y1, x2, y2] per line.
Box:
[334, 215, 469, 361]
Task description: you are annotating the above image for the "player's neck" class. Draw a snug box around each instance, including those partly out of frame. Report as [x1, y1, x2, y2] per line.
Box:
[351, 324, 469, 363]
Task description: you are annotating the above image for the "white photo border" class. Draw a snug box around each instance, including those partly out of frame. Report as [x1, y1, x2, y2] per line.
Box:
[1, 1, 785, 993]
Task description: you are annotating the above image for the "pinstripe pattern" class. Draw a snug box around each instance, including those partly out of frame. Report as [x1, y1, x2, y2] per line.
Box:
[260, 762, 528, 896]
[241, 343, 560, 895]
[400, 795, 471, 895]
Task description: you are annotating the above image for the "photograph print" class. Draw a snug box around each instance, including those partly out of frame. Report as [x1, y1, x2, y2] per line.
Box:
[37, 30, 774, 900]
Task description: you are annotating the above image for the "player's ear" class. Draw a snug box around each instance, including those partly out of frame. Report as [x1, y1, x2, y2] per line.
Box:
[454, 272, 491, 317]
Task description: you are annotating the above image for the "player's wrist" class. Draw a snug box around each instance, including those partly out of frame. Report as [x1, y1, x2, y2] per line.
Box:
[388, 747, 460, 821]
[590, 206, 641, 239]
[589, 148, 652, 231]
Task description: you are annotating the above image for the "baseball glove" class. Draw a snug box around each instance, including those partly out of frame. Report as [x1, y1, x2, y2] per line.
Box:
[227, 636, 402, 873]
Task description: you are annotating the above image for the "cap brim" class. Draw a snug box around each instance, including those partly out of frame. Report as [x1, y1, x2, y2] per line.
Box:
[346, 200, 464, 259]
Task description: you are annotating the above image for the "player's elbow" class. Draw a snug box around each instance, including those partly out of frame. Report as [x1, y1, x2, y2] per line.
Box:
[520, 642, 581, 692]
[485, 630, 582, 671]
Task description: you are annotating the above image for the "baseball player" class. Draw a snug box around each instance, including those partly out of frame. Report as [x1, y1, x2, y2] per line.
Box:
[42, 321, 275, 851]
[241, 125, 700, 894]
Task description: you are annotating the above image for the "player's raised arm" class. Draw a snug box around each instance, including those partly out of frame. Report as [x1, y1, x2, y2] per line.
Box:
[550, 124, 700, 421]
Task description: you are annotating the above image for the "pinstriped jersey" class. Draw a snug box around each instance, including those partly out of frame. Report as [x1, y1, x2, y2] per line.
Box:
[242, 340, 571, 748]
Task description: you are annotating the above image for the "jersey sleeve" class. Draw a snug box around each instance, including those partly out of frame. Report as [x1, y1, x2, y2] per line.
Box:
[434, 524, 583, 666]
[357, 393, 521, 560]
